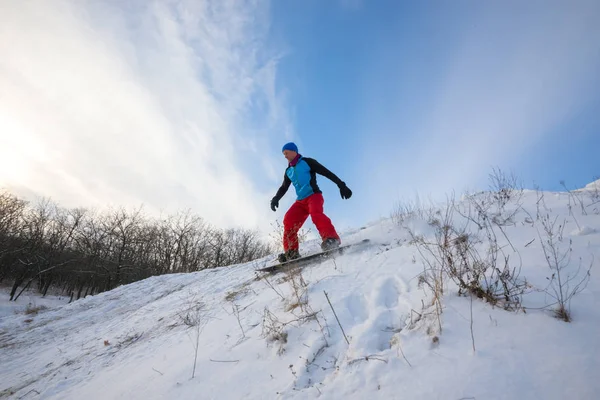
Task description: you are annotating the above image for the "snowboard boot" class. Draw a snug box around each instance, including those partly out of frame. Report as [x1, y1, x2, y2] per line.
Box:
[278, 249, 301, 263]
[321, 238, 341, 251]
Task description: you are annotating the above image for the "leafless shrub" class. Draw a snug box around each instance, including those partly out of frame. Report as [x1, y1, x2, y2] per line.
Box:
[410, 195, 527, 312]
[391, 194, 432, 226]
[261, 307, 289, 355]
[538, 214, 593, 322]
[178, 294, 207, 328]
[459, 168, 524, 229]
[404, 301, 442, 343]
[284, 270, 331, 344]
[283, 269, 309, 313]
[414, 260, 445, 334]
[488, 167, 524, 211]
[260, 268, 331, 356]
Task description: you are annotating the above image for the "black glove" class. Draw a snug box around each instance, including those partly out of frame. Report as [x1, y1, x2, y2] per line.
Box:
[339, 183, 352, 199]
[270, 198, 279, 211]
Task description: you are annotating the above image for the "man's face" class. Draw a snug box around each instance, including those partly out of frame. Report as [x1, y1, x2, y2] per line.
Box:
[283, 150, 297, 163]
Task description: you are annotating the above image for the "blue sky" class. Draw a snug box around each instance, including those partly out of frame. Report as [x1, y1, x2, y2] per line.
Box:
[269, 0, 600, 229]
[1, 0, 599, 238]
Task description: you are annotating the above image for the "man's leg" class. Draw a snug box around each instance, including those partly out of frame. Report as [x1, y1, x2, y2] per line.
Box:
[307, 193, 340, 242]
[283, 200, 310, 252]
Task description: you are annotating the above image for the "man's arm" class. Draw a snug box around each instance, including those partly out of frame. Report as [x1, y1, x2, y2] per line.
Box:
[271, 172, 291, 211]
[273, 172, 291, 201]
[304, 157, 352, 199]
[303, 158, 344, 186]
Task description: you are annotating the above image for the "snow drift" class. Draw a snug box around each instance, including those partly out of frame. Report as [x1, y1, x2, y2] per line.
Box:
[1, 183, 599, 399]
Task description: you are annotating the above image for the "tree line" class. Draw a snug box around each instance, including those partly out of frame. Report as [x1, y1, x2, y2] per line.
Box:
[0, 190, 272, 302]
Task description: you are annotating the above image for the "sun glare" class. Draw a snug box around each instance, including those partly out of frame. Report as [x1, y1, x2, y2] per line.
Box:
[0, 114, 47, 188]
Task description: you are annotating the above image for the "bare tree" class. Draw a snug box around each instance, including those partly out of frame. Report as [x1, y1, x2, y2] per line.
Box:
[102, 206, 146, 287]
[1, 189, 273, 301]
[8, 198, 54, 300]
[0, 191, 28, 283]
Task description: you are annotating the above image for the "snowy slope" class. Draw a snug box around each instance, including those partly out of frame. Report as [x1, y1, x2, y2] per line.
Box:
[1, 186, 599, 400]
[580, 178, 600, 191]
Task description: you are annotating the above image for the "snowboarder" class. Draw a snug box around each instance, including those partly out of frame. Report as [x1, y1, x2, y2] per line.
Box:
[270, 142, 352, 262]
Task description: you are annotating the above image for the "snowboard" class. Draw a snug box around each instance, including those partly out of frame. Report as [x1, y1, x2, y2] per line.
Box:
[256, 239, 370, 274]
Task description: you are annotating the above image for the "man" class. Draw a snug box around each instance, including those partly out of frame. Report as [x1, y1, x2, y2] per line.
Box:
[270, 142, 352, 262]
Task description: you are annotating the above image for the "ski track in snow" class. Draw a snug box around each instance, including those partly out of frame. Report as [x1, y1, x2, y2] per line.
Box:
[349, 275, 409, 354]
[1, 189, 600, 399]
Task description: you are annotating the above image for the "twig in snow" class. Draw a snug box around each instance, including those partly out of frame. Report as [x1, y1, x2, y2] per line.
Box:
[20, 389, 41, 398]
[232, 304, 246, 340]
[396, 339, 412, 367]
[152, 368, 164, 376]
[324, 291, 350, 345]
[348, 355, 388, 365]
[262, 275, 285, 300]
[332, 258, 339, 271]
[179, 291, 207, 379]
[209, 359, 240, 363]
[496, 223, 517, 253]
[470, 294, 476, 353]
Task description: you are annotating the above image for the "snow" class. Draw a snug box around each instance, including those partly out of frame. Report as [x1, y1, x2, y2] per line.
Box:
[1, 186, 599, 399]
[580, 178, 600, 191]
[0, 289, 69, 320]
[572, 226, 596, 236]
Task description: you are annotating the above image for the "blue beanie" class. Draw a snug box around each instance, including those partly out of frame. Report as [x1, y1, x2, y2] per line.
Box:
[282, 142, 298, 153]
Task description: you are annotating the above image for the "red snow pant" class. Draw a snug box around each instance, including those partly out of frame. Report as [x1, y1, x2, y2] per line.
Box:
[283, 193, 340, 251]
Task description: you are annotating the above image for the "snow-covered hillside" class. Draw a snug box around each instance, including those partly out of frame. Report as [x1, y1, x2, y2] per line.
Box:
[1, 184, 599, 399]
[580, 178, 600, 192]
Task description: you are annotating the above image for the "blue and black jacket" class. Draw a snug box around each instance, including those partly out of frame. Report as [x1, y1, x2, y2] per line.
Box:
[273, 156, 345, 201]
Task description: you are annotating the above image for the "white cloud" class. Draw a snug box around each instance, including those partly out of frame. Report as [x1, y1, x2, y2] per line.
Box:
[0, 0, 290, 231]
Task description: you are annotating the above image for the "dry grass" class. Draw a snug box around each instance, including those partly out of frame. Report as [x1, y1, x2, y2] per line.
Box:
[283, 269, 309, 314]
[224, 282, 251, 302]
[24, 304, 48, 315]
[554, 304, 571, 323]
